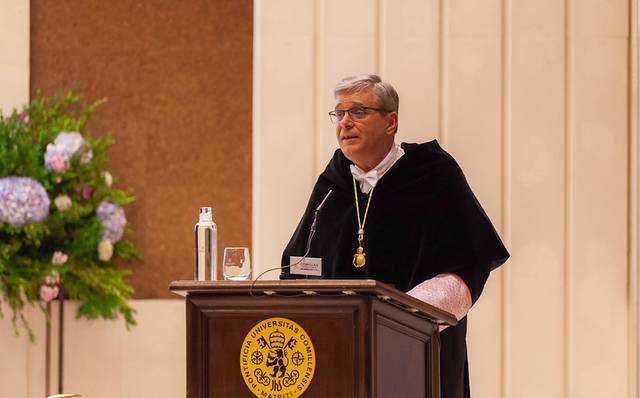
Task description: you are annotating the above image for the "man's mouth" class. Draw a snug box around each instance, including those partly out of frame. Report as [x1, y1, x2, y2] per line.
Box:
[341, 134, 358, 142]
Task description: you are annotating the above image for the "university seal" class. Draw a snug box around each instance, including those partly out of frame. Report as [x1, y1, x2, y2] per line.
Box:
[240, 317, 316, 398]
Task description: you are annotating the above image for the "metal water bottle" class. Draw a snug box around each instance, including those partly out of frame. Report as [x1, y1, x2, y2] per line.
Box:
[194, 207, 217, 280]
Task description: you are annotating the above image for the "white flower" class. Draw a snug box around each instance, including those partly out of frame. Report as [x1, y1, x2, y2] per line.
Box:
[102, 171, 113, 188]
[98, 238, 114, 262]
[80, 150, 93, 164]
[54, 132, 85, 154]
[54, 195, 72, 212]
[51, 251, 68, 264]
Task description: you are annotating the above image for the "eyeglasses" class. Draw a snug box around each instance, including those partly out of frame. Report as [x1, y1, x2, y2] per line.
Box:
[328, 106, 389, 124]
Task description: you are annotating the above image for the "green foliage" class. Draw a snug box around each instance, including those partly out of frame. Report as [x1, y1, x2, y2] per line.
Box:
[0, 92, 140, 340]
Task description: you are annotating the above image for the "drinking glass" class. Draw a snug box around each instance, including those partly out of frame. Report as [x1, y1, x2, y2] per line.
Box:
[223, 247, 252, 281]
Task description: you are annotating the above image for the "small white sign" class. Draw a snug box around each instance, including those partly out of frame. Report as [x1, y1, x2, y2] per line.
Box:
[289, 256, 322, 276]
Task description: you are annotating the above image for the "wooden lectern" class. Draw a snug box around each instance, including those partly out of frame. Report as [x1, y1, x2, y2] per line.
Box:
[170, 280, 457, 398]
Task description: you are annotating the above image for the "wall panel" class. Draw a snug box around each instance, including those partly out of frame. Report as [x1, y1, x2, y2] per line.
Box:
[253, 0, 316, 278]
[254, 0, 635, 397]
[30, 0, 253, 297]
[0, 1, 36, 397]
[380, 0, 440, 144]
[510, 1, 566, 397]
[0, 312, 30, 397]
[318, 0, 379, 172]
[445, 2, 505, 396]
[0, 0, 29, 115]
[572, 6, 629, 394]
[62, 301, 185, 398]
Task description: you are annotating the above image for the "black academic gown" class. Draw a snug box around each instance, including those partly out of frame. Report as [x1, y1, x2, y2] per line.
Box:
[281, 140, 509, 398]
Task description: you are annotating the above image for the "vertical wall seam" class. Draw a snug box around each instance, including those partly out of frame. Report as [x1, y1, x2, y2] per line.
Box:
[438, 0, 448, 145]
[27, 0, 31, 102]
[628, 1, 639, 397]
[500, 0, 512, 397]
[376, 0, 384, 76]
[310, 0, 329, 177]
[564, 0, 575, 396]
[251, 0, 262, 274]
[26, 313, 31, 398]
[309, 0, 322, 176]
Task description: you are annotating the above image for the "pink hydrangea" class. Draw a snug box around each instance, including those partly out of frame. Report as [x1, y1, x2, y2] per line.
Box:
[47, 153, 68, 172]
[75, 184, 94, 200]
[17, 111, 29, 123]
[39, 285, 59, 302]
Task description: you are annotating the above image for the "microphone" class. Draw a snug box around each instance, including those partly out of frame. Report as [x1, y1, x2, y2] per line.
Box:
[315, 189, 333, 212]
[306, 189, 332, 249]
[251, 189, 333, 288]
[300, 189, 332, 263]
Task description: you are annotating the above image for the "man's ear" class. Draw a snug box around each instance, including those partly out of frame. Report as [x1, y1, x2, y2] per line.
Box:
[386, 112, 398, 135]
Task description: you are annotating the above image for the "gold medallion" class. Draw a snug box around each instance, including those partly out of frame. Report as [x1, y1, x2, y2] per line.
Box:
[352, 245, 366, 267]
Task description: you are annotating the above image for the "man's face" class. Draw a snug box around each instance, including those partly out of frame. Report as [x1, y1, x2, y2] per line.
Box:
[334, 88, 398, 171]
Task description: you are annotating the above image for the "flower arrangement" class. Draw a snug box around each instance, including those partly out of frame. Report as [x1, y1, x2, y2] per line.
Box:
[0, 92, 140, 339]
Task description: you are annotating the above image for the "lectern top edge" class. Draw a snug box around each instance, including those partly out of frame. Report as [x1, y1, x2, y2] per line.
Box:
[169, 279, 457, 326]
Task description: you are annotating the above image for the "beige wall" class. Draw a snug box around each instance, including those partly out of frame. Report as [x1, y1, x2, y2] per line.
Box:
[633, 0, 640, 396]
[0, 301, 185, 398]
[0, 1, 33, 396]
[253, 0, 636, 397]
[59, 301, 185, 397]
[0, 0, 28, 115]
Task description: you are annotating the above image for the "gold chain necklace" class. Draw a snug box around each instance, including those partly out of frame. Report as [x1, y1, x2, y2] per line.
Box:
[350, 147, 403, 268]
[352, 177, 374, 267]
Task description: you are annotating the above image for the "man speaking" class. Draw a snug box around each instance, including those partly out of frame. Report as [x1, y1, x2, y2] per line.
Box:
[281, 74, 509, 398]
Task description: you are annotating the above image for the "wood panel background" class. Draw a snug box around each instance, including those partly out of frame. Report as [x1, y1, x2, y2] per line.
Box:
[30, 0, 253, 298]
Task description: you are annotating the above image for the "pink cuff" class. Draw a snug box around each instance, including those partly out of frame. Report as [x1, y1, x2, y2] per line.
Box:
[406, 273, 473, 321]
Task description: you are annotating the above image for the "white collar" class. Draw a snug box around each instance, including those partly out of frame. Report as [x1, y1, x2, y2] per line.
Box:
[349, 143, 405, 193]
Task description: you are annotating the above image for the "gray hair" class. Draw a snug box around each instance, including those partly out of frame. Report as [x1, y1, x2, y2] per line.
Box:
[334, 74, 399, 113]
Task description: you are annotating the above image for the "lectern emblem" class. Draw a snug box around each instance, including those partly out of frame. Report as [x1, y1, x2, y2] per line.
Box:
[240, 317, 316, 398]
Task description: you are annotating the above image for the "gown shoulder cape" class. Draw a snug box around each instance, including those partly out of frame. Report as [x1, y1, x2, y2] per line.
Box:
[281, 140, 509, 398]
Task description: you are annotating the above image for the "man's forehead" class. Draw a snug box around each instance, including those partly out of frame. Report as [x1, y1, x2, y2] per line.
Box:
[334, 89, 377, 108]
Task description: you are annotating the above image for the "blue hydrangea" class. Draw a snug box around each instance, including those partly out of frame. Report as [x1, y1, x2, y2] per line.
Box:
[96, 200, 127, 242]
[0, 177, 50, 226]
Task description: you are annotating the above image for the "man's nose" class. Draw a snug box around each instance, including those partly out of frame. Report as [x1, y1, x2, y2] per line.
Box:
[339, 113, 354, 128]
